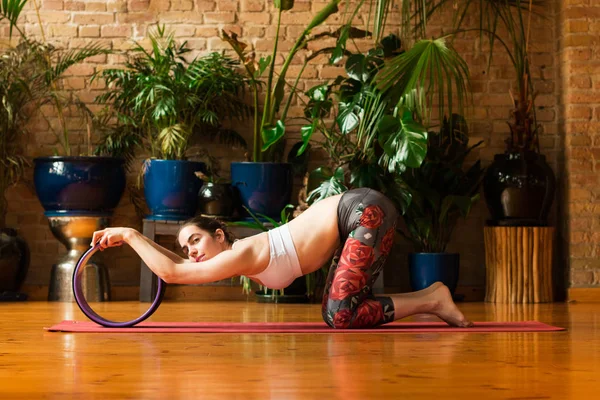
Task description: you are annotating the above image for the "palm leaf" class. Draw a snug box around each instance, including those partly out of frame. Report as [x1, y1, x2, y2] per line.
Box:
[0, 0, 28, 38]
[51, 43, 110, 83]
[375, 38, 470, 127]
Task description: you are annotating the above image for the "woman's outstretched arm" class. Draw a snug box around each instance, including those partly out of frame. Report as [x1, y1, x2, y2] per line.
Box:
[122, 229, 255, 284]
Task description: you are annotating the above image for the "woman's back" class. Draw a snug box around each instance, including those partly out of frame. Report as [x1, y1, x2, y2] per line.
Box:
[287, 194, 343, 275]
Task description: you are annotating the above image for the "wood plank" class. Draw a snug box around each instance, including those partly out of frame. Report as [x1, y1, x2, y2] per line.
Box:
[0, 301, 598, 399]
[568, 288, 600, 302]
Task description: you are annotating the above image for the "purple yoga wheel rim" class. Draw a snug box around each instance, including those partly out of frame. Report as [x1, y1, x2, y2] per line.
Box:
[72, 243, 166, 328]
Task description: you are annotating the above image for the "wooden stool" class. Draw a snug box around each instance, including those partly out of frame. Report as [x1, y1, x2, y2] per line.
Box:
[484, 226, 554, 303]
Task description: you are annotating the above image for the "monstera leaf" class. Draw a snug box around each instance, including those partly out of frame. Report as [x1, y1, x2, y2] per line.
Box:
[377, 109, 428, 172]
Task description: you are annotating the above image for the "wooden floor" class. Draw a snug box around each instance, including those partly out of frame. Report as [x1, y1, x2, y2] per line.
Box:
[0, 300, 599, 399]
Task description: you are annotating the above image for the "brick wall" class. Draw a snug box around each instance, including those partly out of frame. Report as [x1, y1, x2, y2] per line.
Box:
[3, 0, 565, 295]
[558, 0, 600, 288]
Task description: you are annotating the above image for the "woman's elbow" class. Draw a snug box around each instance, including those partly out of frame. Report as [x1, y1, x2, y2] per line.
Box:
[158, 263, 179, 284]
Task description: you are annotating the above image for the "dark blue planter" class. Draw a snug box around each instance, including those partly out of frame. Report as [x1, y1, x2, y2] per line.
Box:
[230, 162, 293, 219]
[143, 159, 206, 220]
[409, 253, 460, 295]
[33, 157, 126, 217]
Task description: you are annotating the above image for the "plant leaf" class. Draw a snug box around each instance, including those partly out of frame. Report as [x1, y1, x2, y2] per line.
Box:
[261, 120, 285, 151]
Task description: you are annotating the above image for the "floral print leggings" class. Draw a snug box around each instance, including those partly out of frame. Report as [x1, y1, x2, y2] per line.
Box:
[322, 188, 398, 329]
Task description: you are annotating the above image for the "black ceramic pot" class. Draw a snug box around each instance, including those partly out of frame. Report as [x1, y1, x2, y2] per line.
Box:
[483, 151, 556, 226]
[197, 182, 237, 218]
[0, 228, 30, 292]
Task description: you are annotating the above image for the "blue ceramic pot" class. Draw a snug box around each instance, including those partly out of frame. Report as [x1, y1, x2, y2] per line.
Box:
[33, 156, 126, 217]
[409, 253, 460, 295]
[143, 159, 206, 220]
[230, 162, 293, 219]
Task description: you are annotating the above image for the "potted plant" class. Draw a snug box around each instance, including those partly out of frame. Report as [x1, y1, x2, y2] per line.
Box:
[95, 25, 250, 220]
[400, 116, 485, 295]
[221, 0, 343, 219]
[0, 1, 123, 218]
[0, 33, 31, 299]
[477, 0, 555, 226]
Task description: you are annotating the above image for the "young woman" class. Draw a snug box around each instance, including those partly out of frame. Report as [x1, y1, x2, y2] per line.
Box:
[91, 188, 473, 329]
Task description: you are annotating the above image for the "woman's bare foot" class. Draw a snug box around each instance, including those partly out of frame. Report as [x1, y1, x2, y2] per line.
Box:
[428, 282, 473, 328]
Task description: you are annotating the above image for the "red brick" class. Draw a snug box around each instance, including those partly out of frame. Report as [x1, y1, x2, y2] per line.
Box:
[571, 174, 599, 187]
[43, 1, 64, 10]
[120, 13, 156, 23]
[79, 25, 100, 37]
[65, 1, 85, 11]
[570, 160, 594, 172]
[567, 106, 593, 120]
[318, 66, 344, 79]
[101, 25, 132, 38]
[566, 20, 590, 33]
[570, 217, 592, 230]
[27, 11, 70, 23]
[243, 26, 265, 38]
[73, 13, 115, 25]
[570, 269, 594, 284]
[564, 34, 600, 47]
[172, 0, 194, 11]
[563, 48, 592, 61]
[255, 39, 294, 52]
[569, 76, 592, 89]
[569, 135, 592, 147]
[128, 0, 150, 11]
[241, 0, 264, 12]
[564, 7, 600, 19]
[280, 12, 314, 25]
[195, 27, 219, 37]
[63, 76, 85, 90]
[570, 188, 593, 202]
[567, 92, 600, 104]
[64, 64, 95, 76]
[480, 94, 511, 107]
[160, 12, 204, 23]
[238, 12, 271, 24]
[218, 0, 238, 11]
[48, 25, 78, 37]
[170, 25, 195, 37]
[86, 2, 107, 11]
[195, 0, 216, 11]
[204, 12, 236, 23]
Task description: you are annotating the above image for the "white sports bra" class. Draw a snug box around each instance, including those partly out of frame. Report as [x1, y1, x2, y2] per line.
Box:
[233, 224, 303, 289]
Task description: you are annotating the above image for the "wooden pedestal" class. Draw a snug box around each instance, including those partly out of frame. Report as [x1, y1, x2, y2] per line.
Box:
[484, 226, 554, 303]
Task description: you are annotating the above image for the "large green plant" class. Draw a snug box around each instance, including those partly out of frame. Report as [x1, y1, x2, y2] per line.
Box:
[392, 0, 542, 152]
[222, 0, 345, 162]
[300, 36, 429, 214]
[0, 0, 109, 156]
[94, 25, 250, 162]
[0, 0, 108, 227]
[400, 115, 484, 252]
[0, 42, 30, 229]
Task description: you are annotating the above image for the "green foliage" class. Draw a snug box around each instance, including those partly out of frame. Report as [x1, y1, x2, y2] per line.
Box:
[222, 0, 342, 162]
[300, 36, 427, 215]
[95, 25, 250, 161]
[0, 42, 31, 229]
[399, 115, 485, 252]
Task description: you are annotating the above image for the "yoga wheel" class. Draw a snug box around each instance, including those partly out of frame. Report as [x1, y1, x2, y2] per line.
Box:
[484, 225, 554, 303]
[73, 244, 166, 327]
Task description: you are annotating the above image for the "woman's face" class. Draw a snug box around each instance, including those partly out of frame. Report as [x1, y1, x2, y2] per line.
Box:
[177, 224, 227, 262]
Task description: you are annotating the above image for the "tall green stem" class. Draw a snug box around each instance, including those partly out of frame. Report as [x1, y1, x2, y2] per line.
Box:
[261, 9, 283, 134]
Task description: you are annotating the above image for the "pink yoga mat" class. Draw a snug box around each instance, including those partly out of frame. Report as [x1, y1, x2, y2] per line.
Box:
[46, 320, 565, 333]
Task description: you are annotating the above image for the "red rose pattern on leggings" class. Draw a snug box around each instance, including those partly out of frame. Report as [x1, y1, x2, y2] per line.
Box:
[322, 202, 397, 329]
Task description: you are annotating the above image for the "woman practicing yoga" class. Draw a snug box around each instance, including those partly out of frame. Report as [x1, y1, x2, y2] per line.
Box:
[91, 188, 472, 329]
